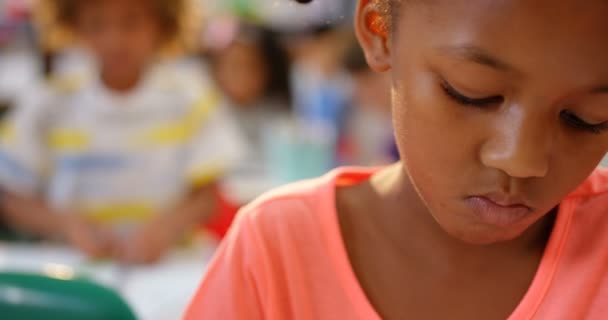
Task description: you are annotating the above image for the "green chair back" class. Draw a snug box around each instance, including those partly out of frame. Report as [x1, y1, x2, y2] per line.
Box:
[0, 272, 137, 320]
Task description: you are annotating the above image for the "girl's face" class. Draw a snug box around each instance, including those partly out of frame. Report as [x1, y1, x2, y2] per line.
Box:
[76, 0, 163, 81]
[215, 42, 269, 107]
[358, 0, 608, 244]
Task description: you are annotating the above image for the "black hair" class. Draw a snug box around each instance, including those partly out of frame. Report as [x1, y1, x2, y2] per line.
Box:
[48, 0, 186, 38]
[259, 28, 292, 108]
[343, 40, 370, 74]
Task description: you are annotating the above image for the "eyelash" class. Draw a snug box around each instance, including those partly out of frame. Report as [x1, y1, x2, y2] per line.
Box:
[440, 80, 608, 134]
[560, 111, 608, 134]
[440, 80, 503, 107]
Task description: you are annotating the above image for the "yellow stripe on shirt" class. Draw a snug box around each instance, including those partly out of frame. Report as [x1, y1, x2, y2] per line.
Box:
[48, 129, 90, 152]
[48, 74, 86, 94]
[189, 164, 224, 188]
[136, 91, 220, 147]
[87, 202, 155, 224]
[0, 123, 15, 144]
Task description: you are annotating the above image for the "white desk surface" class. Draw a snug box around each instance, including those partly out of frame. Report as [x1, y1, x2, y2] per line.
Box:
[0, 237, 219, 320]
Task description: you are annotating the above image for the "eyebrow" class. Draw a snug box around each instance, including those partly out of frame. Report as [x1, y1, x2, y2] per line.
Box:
[438, 44, 515, 72]
[440, 44, 608, 96]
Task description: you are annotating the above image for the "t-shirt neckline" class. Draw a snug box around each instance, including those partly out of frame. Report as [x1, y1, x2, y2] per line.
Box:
[319, 167, 575, 320]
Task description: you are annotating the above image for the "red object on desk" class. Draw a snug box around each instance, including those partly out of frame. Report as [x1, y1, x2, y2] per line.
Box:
[203, 190, 240, 239]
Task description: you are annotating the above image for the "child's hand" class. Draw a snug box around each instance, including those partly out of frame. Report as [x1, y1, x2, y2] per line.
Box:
[114, 215, 180, 264]
[61, 214, 114, 258]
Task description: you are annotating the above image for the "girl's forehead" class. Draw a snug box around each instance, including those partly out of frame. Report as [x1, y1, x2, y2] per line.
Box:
[394, 0, 608, 29]
[395, 0, 608, 80]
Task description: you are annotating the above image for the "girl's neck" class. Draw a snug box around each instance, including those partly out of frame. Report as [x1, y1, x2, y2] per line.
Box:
[371, 163, 554, 268]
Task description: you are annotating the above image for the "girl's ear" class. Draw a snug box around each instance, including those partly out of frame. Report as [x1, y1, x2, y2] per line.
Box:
[355, 0, 391, 72]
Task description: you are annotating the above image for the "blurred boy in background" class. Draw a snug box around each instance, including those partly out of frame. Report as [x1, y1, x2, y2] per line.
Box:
[0, 0, 245, 264]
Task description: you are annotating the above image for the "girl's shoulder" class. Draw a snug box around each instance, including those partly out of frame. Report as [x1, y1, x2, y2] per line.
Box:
[235, 167, 379, 244]
[238, 173, 336, 235]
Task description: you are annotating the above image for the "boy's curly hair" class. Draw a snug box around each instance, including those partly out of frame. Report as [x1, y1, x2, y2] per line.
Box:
[36, 0, 199, 53]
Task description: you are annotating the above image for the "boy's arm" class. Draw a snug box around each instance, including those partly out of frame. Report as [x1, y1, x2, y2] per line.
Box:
[115, 183, 218, 264]
[0, 191, 114, 257]
[1, 191, 65, 239]
[164, 183, 219, 236]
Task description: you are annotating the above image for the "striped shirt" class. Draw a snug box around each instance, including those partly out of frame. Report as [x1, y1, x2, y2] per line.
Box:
[0, 62, 245, 230]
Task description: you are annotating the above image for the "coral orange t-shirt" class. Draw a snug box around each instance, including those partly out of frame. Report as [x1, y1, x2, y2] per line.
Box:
[185, 167, 608, 320]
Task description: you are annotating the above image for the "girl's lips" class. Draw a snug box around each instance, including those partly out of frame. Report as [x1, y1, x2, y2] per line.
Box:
[465, 195, 533, 227]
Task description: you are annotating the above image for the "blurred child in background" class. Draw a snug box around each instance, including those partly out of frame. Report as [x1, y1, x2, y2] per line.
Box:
[0, 0, 245, 264]
[208, 23, 292, 162]
[203, 22, 294, 197]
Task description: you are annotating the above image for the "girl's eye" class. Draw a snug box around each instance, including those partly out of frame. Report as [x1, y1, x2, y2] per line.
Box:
[560, 110, 608, 134]
[439, 78, 608, 135]
[440, 80, 504, 107]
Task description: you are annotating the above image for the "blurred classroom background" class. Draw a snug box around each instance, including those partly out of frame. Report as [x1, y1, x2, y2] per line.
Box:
[0, 0, 397, 203]
[0, 0, 397, 319]
[0, 0, 606, 319]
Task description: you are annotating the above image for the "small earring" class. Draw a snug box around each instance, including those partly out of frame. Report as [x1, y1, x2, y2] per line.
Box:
[366, 12, 388, 37]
